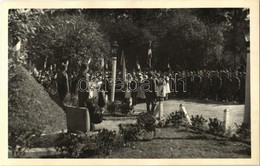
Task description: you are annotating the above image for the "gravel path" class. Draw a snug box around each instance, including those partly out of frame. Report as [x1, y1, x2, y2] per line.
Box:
[97, 99, 244, 132]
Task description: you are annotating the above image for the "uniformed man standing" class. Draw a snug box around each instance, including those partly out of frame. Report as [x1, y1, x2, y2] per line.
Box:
[231, 71, 241, 103]
[193, 71, 202, 98]
[57, 63, 69, 105]
[201, 71, 212, 100]
[239, 72, 246, 103]
[186, 71, 194, 98]
[143, 71, 157, 114]
[211, 71, 222, 101]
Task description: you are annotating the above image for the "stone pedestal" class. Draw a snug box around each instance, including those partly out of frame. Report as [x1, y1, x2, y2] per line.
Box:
[65, 106, 90, 133]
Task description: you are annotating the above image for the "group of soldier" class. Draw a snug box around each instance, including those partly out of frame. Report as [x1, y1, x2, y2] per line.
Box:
[31, 63, 246, 116]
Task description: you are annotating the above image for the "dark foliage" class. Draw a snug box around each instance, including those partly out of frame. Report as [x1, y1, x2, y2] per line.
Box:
[107, 100, 133, 116]
[234, 122, 251, 140]
[8, 129, 42, 158]
[55, 129, 123, 158]
[208, 118, 225, 136]
[190, 115, 208, 131]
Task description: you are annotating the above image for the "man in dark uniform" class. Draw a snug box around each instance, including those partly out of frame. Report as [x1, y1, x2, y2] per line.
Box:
[200, 71, 212, 100]
[130, 74, 138, 106]
[193, 71, 202, 98]
[57, 63, 69, 104]
[239, 72, 246, 103]
[143, 71, 157, 114]
[186, 71, 194, 98]
[221, 71, 232, 102]
[211, 71, 222, 101]
[231, 71, 241, 103]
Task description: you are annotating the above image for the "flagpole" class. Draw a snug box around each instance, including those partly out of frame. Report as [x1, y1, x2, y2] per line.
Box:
[122, 51, 126, 83]
[110, 41, 119, 103]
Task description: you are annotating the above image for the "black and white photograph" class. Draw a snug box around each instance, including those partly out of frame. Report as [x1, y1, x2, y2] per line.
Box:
[1, 0, 259, 165]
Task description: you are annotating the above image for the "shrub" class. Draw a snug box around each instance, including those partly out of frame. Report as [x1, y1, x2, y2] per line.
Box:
[54, 129, 123, 158]
[208, 118, 225, 136]
[107, 100, 133, 116]
[137, 112, 156, 132]
[234, 123, 251, 140]
[119, 123, 142, 143]
[157, 111, 184, 128]
[190, 115, 208, 131]
[8, 129, 42, 158]
[95, 129, 124, 156]
[84, 98, 103, 124]
[55, 130, 87, 158]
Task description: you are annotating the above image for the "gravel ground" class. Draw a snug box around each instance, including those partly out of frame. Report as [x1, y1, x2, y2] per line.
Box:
[134, 99, 244, 130]
[97, 99, 244, 132]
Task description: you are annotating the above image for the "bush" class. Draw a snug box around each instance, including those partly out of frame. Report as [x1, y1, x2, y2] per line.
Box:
[119, 123, 142, 143]
[95, 129, 124, 156]
[54, 129, 123, 158]
[191, 115, 208, 131]
[8, 129, 42, 158]
[208, 118, 225, 136]
[234, 123, 251, 140]
[137, 112, 156, 132]
[107, 100, 133, 116]
[86, 98, 103, 124]
[55, 131, 88, 158]
[157, 111, 184, 128]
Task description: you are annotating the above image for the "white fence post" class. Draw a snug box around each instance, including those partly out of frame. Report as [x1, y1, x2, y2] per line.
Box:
[180, 104, 192, 125]
[223, 109, 230, 132]
[159, 99, 164, 120]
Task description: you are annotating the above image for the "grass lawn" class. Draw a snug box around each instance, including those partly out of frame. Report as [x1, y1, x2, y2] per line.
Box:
[106, 127, 250, 158]
[22, 125, 250, 158]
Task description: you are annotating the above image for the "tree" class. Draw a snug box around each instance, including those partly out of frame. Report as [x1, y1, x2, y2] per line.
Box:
[26, 13, 110, 74]
[153, 9, 225, 71]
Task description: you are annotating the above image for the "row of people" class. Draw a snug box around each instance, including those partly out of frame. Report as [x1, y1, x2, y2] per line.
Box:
[31, 64, 246, 107]
[112, 70, 246, 104]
